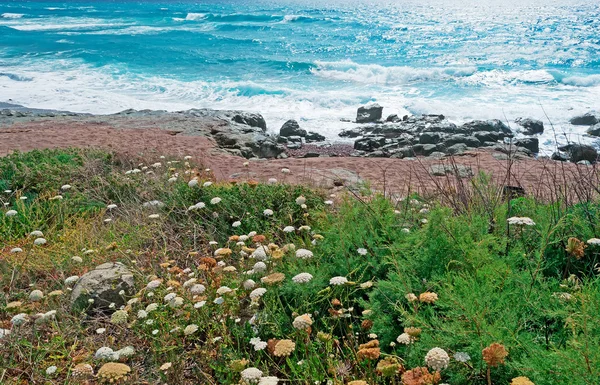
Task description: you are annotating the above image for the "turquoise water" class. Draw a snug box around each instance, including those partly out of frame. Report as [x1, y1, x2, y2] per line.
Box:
[0, 0, 599, 149]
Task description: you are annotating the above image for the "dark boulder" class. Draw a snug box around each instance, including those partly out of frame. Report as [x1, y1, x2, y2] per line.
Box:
[280, 120, 307, 137]
[339, 128, 364, 138]
[356, 104, 383, 123]
[473, 131, 506, 143]
[419, 132, 444, 144]
[232, 113, 267, 131]
[354, 136, 386, 151]
[551, 151, 568, 162]
[305, 131, 326, 142]
[443, 134, 481, 148]
[460, 119, 512, 134]
[586, 123, 600, 137]
[513, 138, 539, 153]
[386, 114, 401, 123]
[446, 143, 468, 155]
[569, 144, 598, 163]
[570, 112, 600, 126]
[515, 118, 544, 135]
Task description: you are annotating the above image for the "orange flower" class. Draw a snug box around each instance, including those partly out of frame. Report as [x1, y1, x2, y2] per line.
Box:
[482, 343, 508, 367]
[401, 367, 441, 385]
[253, 235, 267, 244]
[566, 237, 585, 259]
[419, 292, 438, 304]
[357, 340, 380, 361]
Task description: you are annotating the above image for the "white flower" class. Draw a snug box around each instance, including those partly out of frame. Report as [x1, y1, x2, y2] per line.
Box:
[324, 200, 333, 205]
[248, 231, 257, 237]
[96, 328, 106, 334]
[232, 221, 242, 227]
[169, 297, 184, 308]
[421, 218, 428, 224]
[209, 240, 218, 246]
[243, 279, 256, 290]
[6, 210, 18, 217]
[296, 196, 306, 205]
[329, 276, 348, 286]
[357, 248, 368, 255]
[164, 293, 176, 302]
[152, 329, 159, 335]
[507, 216, 536, 226]
[250, 337, 262, 345]
[210, 197, 222, 205]
[137, 309, 148, 319]
[241, 367, 263, 383]
[190, 284, 206, 294]
[425, 347, 450, 371]
[183, 278, 197, 288]
[148, 214, 160, 219]
[184, 155, 192, 160]
[10, 247, 23, 253]
[253, 262, 267, 272]
[72, 256, 83, 263]
[107, 204, 118, 210]
[188, 179, 199, 187]
[587, 238, 600, 245]
[253, 341, 267, 351]
[292, 314, 313, 330]
[213, 297, 224, 305]
[454, 351, 471, 362]
[251, 247, 268, 261]
[402, 228, 410, 233]
[0, 328, 10, 339]
[283, 226, 295, 233]
[250, 288, 267, 299]
[95, 347, 116, 360]
[46, 365, 57, 375]
[146, 303, 159, 312]
[184, 324, 199, 336]
[20, 196, 28, 200]
[268, 178, 278, 184]
[292, 272, 313, 283]
[11, 313, 29, 326]
[263, 209, 274, 216]
[203, 181, 213, 187]
[217, 286, 233, 295]
[194, 301, 207, 308]
[299, 225, 310, 231]
[29, 290, 44, 301]
[295, 249, 313, 259]
[61, 184, 72, 191]
[396, 333, 413, 345]
[29, 230, 44, 237]
[168, 177, 177, 183]
[34, 238, 47, 246]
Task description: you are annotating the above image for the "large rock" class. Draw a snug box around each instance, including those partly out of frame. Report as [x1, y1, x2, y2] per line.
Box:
[419, 132, 444, 144]
[513, 138, 539, 153]
[305, 131, 326, 143]
[70, 262, 135, 313]
[338, 128, 364, 138]
[356, 104, 383, 123]
[232, 113, 267, 131]
[473, 131, 506, 143]
[280, 120, 307, 137]
[515, 118, 544, 135]
[570, 112, 600, 126]
[460, 119, 512, 134]
[586, 123, 600, 137]
[354, 136, 386, 151]
[443, 134, 481, 148]
[569, 144, 598, 163]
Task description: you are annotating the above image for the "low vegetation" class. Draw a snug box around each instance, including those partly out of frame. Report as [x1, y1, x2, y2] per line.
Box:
[1, 149, 599, 385]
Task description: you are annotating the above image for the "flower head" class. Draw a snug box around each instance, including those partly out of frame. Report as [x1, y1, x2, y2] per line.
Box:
[425, 347, 450, 371]
[295, 249, 313, 259]
[292, 314, 313, 330]
[507, 216, 535, 226]
[482, 343, 508, 367]
[273, 339, 296, 357]
[330, 276, 348, 286]
[292, 272, 313, 283]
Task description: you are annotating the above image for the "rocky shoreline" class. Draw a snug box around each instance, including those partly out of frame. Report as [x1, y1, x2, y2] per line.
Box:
[1, 102, 599, 164]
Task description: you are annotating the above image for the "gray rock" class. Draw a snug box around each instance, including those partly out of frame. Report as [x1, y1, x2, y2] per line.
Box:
[339, 128, 364, 138]
[473, 131, 506, 143]
[569, 144, 598, 163]
[446, 143, 468, 155]
[356, 103, 383, 123]
[280, 120, 307, 137]
[428, 151, 447, 159]
[586, 123, 600, 137]
[305, 131, 326, 142]
[577, 160, 592, 166]
[460, 119, 512, 134]
[70, 262, 135, 313]
[232, 113, 267, 131]
[386, 114, 401, 123]
[443, 134, 481, 148]
[302, 152, 320, 158]
[366, 150, 387, 158]
[515, 118, 544, 135]
[513, 138, 539, 153]
[570, 112, 600, 126]
[354, 136, 386, 151]
[551, 151, 568, 162]
[429, 164, 473, 178]
[419, 132, 444, 144]
[411, 144, 438, 156]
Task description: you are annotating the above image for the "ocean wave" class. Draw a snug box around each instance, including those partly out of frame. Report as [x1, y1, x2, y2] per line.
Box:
[559, 74, 600, 87]
[0, 72, 33, 81]
[311, 60, 478, 85]
[7, 18, 133, 32]
[185, 13, 208, 21]
[281, 14, 321, 23]
[2, 13, 24, 19]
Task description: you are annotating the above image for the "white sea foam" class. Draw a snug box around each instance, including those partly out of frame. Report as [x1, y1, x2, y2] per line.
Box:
[560, 74, 600, 87]
[2, 13, 24, 19]
[7, 18, 132, 31]
[185, 13, 208, 21]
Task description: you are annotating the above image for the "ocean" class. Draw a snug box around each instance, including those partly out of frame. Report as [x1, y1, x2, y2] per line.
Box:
[1, 0, 599, 153]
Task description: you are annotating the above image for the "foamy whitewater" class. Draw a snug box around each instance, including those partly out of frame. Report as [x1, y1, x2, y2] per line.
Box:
[1, 0, 599, 153]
